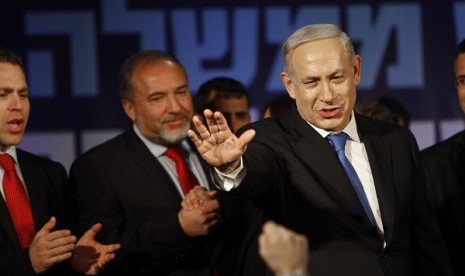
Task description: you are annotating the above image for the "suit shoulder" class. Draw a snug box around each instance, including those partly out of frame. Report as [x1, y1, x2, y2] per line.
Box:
[356, 113, 414, 138]
[421, 129, 465, 157]
[70, 131, 133, 173]
[16, 148, 67, 180]
[17, 148, 65, 170]
[78, 132, 126, 159]
[240, 117, 283, 133]
[356, 113, 402, 131]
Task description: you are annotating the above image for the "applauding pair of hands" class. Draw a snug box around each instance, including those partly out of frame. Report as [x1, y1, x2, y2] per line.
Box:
[29, 217, 121, 275]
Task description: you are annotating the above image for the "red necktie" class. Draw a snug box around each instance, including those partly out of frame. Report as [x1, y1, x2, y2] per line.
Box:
[165, 147, 199, 195]
[0, 154, 35, 249]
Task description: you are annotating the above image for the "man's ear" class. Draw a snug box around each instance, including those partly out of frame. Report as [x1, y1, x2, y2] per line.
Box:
[122, 99, 136, 122]
[353, 55, 362, 85]
[281, 72, 296, 99]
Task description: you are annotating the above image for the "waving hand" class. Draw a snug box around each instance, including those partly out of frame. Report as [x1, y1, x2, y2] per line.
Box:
[187, 109, 255, 173]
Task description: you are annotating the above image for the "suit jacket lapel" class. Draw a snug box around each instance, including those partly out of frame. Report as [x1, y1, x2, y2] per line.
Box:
[356, 115, 396, 243]
[0, 190, 18, 249]
[0, 151, 49, 249]
[122, 129, 183, 207]
[449, 131, 465, 191]
[17, 151, 50, 234]
[281, 107, 371, 226]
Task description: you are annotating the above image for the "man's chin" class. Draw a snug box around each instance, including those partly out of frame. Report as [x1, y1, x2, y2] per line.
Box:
[159, 128, 189, 145]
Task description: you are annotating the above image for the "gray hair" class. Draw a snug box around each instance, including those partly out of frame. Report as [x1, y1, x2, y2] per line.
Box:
[282, 24, 356, 77]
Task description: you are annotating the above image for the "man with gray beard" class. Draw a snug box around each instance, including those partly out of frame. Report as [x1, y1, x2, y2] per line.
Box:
[69, 50, 221, 275]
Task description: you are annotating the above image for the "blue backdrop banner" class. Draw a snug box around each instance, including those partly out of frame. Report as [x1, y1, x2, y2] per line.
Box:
[1, 0, 464, 169]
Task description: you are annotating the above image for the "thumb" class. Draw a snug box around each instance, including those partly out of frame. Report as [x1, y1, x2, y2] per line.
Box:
[36, 216, 56, 236]
[82, 223, 103, 240]
[238, 129, 256, 147]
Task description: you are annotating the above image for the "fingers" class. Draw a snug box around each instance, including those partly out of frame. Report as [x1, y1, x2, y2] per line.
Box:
[50, 241, 76, 257]
[70, 222, 121, 275]
[182, 186, 218, 210]
[79, 223, 103, 242]
[45, 229, 75, 244]
[187, 129, 201, 147]
[101, 243, 121, 263]
[262, 221, 294, 242]
[192, 113, 214, 141]
[29, 224, 77, 273]
[202, 199, 220, 213]
[238, 129, 256, 147]
[178, 202, 220, 237]
[205, 218, 219, 229]
[36, 217, 57, 237]
[48, 251, 73, 264]
[107, 243, 121, 254]
[190, 110, 234, 142]
[259, 220, 309, 267]
[182, 190, 199, 209]
[206, 190, 217, 199]
[205, 110, 220, 133]
[90, 242, 122, 273]
[183, 186, 204, 209]
[212, 111, 231, 133]
[258, 230, 268, 254]
[204, 110, 234, 137]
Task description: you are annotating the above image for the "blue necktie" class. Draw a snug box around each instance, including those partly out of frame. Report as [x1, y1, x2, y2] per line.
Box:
[326, 133, 375, 226]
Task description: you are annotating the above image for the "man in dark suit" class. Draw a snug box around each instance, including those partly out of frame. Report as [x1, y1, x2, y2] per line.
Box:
[421, 38, 465, 275]
[0, 48, 119, 275]
[188, 24, 453, 275]
[69, 50, 223, 275]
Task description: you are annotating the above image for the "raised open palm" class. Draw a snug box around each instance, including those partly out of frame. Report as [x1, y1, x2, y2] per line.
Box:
[188, 109, 255, 173]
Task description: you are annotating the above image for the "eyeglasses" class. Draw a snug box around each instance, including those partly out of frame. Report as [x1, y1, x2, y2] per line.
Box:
[456, 77, 465, 87]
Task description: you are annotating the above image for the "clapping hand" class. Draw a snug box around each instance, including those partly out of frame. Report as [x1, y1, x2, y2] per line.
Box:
[70, 223, 121, 275]
[178, 186, 220, 237]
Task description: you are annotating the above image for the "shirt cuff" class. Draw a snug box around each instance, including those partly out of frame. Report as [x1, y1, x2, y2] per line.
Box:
[212, 158, 246, 191]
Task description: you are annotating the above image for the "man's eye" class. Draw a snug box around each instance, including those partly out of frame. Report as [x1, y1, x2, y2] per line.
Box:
[305, 80, 318, 87]
[149, 97, 162, 102]
[457, 77, 465, 86]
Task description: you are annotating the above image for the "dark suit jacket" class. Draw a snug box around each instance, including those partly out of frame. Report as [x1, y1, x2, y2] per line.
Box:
[69, 127, 235, 276]
[0, 149, 71, 275]
[232, 105, 452, 276]
[421, 130, 465, 275]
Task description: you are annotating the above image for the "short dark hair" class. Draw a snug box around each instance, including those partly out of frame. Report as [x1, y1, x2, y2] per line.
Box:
[263, 93, 294, 118]
[119, 50, 187, 101]
[194, 77, 248, 114]
[0, 47, 25, 74]
[455, 38, 465, 59]
[356, 97, 410, 127]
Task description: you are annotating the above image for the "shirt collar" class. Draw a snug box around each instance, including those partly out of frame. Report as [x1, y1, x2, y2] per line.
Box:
[0, 146, 19, 164]
[306, 110, 360, 142]
[132, 124, 193, 157]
